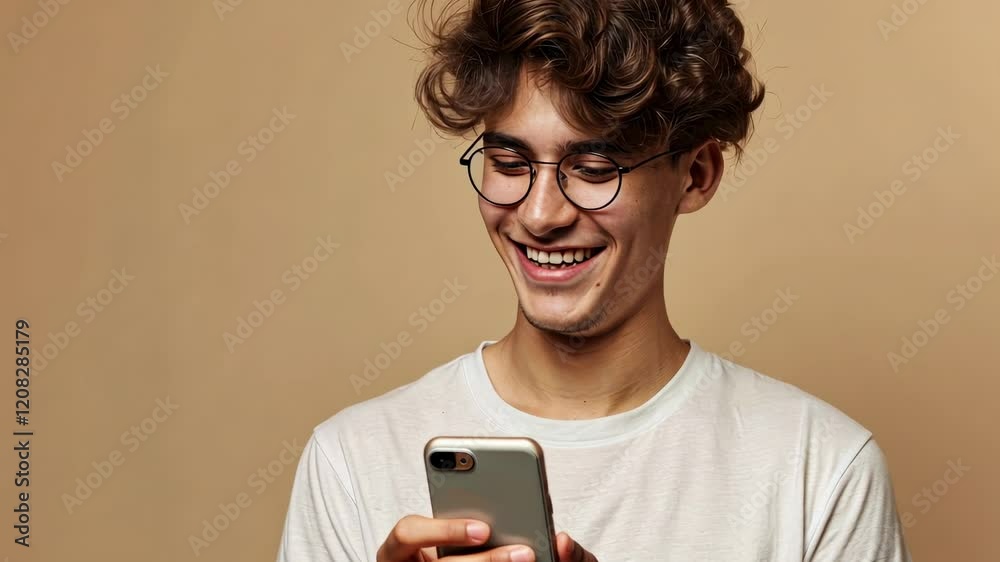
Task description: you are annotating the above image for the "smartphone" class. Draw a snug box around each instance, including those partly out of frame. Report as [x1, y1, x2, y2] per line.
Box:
[424, 436, 558, 562]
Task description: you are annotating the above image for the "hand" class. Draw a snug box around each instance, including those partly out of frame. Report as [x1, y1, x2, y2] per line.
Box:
[376, 514, 537, 561]
[555, 532, 599, 562]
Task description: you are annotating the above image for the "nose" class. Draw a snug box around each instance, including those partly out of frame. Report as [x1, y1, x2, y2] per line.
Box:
[516, 163, 579, 237]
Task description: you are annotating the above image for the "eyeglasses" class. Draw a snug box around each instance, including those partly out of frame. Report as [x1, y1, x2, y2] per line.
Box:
[458, 132, 689, 211]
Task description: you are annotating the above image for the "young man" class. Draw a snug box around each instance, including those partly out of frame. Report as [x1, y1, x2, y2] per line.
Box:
[277, 1, 912, 560]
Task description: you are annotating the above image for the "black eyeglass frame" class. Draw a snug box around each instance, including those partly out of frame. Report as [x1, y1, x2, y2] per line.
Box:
[458, 132, 691, 211]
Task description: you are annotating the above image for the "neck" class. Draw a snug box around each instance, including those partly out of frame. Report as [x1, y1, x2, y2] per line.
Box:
[482, 290, 690, 420]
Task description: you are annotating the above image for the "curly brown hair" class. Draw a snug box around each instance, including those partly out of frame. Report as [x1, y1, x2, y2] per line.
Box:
[412, 0, 766, 165]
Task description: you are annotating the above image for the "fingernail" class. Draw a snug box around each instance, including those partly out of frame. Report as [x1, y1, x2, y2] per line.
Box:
[509, 546, 534, 562]
[466, 521, 489, 541]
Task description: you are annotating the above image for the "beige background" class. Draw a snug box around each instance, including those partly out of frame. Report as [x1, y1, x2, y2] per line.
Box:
[1, 0, 997, 560]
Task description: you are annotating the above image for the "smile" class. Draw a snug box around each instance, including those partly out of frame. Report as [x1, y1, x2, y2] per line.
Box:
[511, 239, 608, 284]
[519, 243, 606, 269]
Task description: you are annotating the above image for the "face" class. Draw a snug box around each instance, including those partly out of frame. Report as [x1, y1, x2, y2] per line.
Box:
[477, 69, 723, 336]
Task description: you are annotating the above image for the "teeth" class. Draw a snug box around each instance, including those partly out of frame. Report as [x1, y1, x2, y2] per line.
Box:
[522, 244, 600, 266]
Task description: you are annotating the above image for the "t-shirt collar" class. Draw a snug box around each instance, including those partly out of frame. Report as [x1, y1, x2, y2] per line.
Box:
[462, 339, 706, 448]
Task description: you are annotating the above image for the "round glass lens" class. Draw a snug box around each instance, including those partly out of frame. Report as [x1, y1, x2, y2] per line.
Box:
[468, 148, 532, 205]
[558, 153, 621, 209]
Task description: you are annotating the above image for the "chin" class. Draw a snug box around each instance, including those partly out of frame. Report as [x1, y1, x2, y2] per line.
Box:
[517, 295, 610, 336]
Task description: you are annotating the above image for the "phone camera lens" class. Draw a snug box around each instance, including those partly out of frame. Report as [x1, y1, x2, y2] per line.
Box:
[430, 452, 456, 470]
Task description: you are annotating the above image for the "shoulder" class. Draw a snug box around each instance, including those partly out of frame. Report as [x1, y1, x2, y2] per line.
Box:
[700, 348, 872, 445]
[692, 346, 876, 494]
[696, 347, 897, 530]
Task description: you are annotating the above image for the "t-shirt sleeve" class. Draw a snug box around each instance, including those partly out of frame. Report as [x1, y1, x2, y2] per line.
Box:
[276, 432, 366, 562]
[805, 437, 913, 562]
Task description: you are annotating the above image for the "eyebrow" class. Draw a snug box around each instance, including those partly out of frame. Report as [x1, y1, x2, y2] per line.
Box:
[483, 131, 627, 157]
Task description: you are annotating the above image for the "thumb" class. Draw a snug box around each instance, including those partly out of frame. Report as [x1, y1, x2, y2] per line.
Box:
[556, 532, 598, 562]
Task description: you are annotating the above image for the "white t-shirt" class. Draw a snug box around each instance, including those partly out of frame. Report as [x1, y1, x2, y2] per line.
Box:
[276, 340, 912, 561]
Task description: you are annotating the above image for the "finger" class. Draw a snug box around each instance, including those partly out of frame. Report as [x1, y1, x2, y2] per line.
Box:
[556, 532, 596, 562]
[441, 544, 536, 562]
[377, 515, 491, 561]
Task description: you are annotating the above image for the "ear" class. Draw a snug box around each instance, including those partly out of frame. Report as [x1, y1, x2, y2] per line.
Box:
[676, 139, 725, 215]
